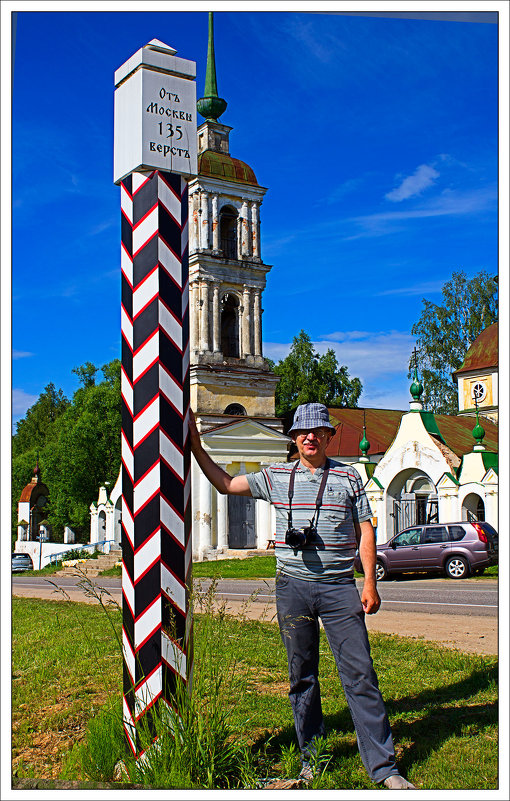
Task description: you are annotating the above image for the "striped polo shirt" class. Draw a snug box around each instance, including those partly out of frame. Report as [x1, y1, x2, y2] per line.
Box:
[246, 459, 372, 582]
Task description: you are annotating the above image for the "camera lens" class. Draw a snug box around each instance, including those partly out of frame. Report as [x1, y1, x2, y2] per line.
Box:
[285, 529, 306, 549]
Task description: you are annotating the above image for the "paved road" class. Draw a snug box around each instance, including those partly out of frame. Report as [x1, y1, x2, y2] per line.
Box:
[12, 574, 498, 617]
[195, 577, 498, 617]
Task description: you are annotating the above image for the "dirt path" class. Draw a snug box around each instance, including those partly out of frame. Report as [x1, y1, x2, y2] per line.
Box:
[12, 584, 498, 656]
[210, 598, 498, 656]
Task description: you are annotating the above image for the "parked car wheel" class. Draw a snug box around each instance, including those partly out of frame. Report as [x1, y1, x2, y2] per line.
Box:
[375, 560, 388, 581]
[445, 556, 469, 579]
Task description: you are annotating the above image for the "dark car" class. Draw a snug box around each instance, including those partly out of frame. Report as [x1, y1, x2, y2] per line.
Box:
[12, 552, 34, 573]
[355, 521, 498, 580]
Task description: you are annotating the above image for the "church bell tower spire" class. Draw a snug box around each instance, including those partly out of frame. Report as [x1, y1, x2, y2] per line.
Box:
[188, 11, 278, 426]
[197, 12, 228, 122]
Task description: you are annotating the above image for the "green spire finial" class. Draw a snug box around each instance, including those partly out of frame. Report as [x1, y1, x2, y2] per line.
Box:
[197, 12, 228, 121]
[359, 409, 370, 462]
[472, 396, 486, 451]
[410, 347, 424, 403]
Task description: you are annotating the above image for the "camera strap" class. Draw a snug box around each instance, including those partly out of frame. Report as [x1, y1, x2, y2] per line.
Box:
[287, 459, 330, 530]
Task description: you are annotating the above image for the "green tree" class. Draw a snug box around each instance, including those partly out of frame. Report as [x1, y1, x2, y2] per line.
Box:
[12, 360, 121, 542]
[12, 383, 69, 458]
[410, 270, 498, 414]
[271, 330, 362, 418]
[72, 361, 98, 388]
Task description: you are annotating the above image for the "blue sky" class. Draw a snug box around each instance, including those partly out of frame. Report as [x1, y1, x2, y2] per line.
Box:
[6, 6, 504, 426]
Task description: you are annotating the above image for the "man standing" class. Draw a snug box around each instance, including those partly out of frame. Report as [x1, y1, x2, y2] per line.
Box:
[189, 402, 416, 789]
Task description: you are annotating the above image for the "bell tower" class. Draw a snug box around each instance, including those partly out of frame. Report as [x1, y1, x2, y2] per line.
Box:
[189, 12, 279, 427]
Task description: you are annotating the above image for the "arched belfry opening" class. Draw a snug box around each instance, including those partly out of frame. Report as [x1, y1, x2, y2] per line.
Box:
[219, 205, 238, 259]
[221, 293, 240, 357]
[224, 403, 246, 416]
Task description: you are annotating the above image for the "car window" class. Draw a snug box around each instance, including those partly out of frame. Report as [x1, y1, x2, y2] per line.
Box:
[393, 528, 421, 546]
[448, 525, 466, 542]
[421, 526, 448, 544]
[479, 522, 498, 541]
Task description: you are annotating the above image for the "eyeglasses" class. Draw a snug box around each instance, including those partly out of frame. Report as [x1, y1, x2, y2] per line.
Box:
[295, 429, 330, 440]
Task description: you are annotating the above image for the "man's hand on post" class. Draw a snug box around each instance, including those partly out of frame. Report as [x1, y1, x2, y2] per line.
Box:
[188, 409, 201, 454]
[188, 408, 252, 496]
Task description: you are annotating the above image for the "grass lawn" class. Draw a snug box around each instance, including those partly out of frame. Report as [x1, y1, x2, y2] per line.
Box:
[12, 593, 498, 789]
[192, 554, 277, 578]
[184, 555, 497, 581]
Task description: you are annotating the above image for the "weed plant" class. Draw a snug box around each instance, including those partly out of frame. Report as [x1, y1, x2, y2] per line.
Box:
[125, 578, 273, 788]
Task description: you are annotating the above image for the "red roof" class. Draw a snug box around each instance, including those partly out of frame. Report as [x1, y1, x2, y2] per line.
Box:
[326, 408, 404, 458]
[324, 407, 497, 460]
[454, 323, 498, 376]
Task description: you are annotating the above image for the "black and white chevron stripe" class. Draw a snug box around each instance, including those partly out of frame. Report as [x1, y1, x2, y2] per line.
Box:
[120, 169, 191, 758]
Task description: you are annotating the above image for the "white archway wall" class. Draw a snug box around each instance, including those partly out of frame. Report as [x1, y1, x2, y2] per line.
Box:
[383, 467, 438, 542]
[373, 443, 451, 542]
[191, 460, 285, 560]
[461, 492, 485, 521]
[365, 489, 385, 543]
[437, 487, 459, 524]
[255, 498, 273, 549]
[458, 483, 498, 529]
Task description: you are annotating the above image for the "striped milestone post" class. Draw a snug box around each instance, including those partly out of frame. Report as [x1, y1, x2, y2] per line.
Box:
[114, 41, 197, 759]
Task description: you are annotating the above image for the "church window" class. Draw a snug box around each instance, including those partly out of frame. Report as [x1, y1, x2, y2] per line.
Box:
[221, 293, 240, 358]
[472, 381, 487, 403]
[220, 206, 238, 259]
[224, 403, 246, 416]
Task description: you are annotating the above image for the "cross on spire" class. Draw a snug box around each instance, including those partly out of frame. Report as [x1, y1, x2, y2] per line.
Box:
[359, 409, 370, 461]
[409, 347, 423, 404]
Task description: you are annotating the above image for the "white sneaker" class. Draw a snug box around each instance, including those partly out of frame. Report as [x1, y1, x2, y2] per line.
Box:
[383, 774, 416, 789]
[298, 762, 314, 781]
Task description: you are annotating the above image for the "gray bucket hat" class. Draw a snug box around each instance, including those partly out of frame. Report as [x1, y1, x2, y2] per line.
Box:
[288, 403, 336, 434]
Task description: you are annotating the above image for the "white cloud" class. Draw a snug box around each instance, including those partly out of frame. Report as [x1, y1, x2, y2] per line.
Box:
[12, 388, 38, 416]
[320, 330, 374, 342]
[263, 329, 416, 410]
[375, 280, 445, 297]
[313, 331, 415, 380]
[322, 177, 366, 205]
[263, 342, 293, 362]
[13, 350, 34, 359]
[346, 185, 497, 239]
[385, 163, 440, 202]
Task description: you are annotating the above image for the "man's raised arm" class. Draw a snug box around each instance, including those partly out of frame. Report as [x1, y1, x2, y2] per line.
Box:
[189, 410, 252, 496]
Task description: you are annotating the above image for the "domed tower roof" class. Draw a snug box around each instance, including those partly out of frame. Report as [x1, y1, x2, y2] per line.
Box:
[19, 460, 49, 504]
[198, 150, 258, 186]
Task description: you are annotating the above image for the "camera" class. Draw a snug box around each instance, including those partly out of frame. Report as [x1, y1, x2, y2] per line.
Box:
[285, 524, 317, 550]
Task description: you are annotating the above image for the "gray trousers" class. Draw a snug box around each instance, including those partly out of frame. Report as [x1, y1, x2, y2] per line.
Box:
[275, 573, 398, 783]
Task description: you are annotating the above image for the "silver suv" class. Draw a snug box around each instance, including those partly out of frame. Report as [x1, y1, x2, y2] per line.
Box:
[12, 552, 34, 573]
[355, 521, 498, 580]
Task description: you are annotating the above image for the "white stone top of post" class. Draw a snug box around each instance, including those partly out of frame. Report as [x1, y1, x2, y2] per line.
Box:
[114, 39, 197, 184]
[114, 39, 195, 87]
